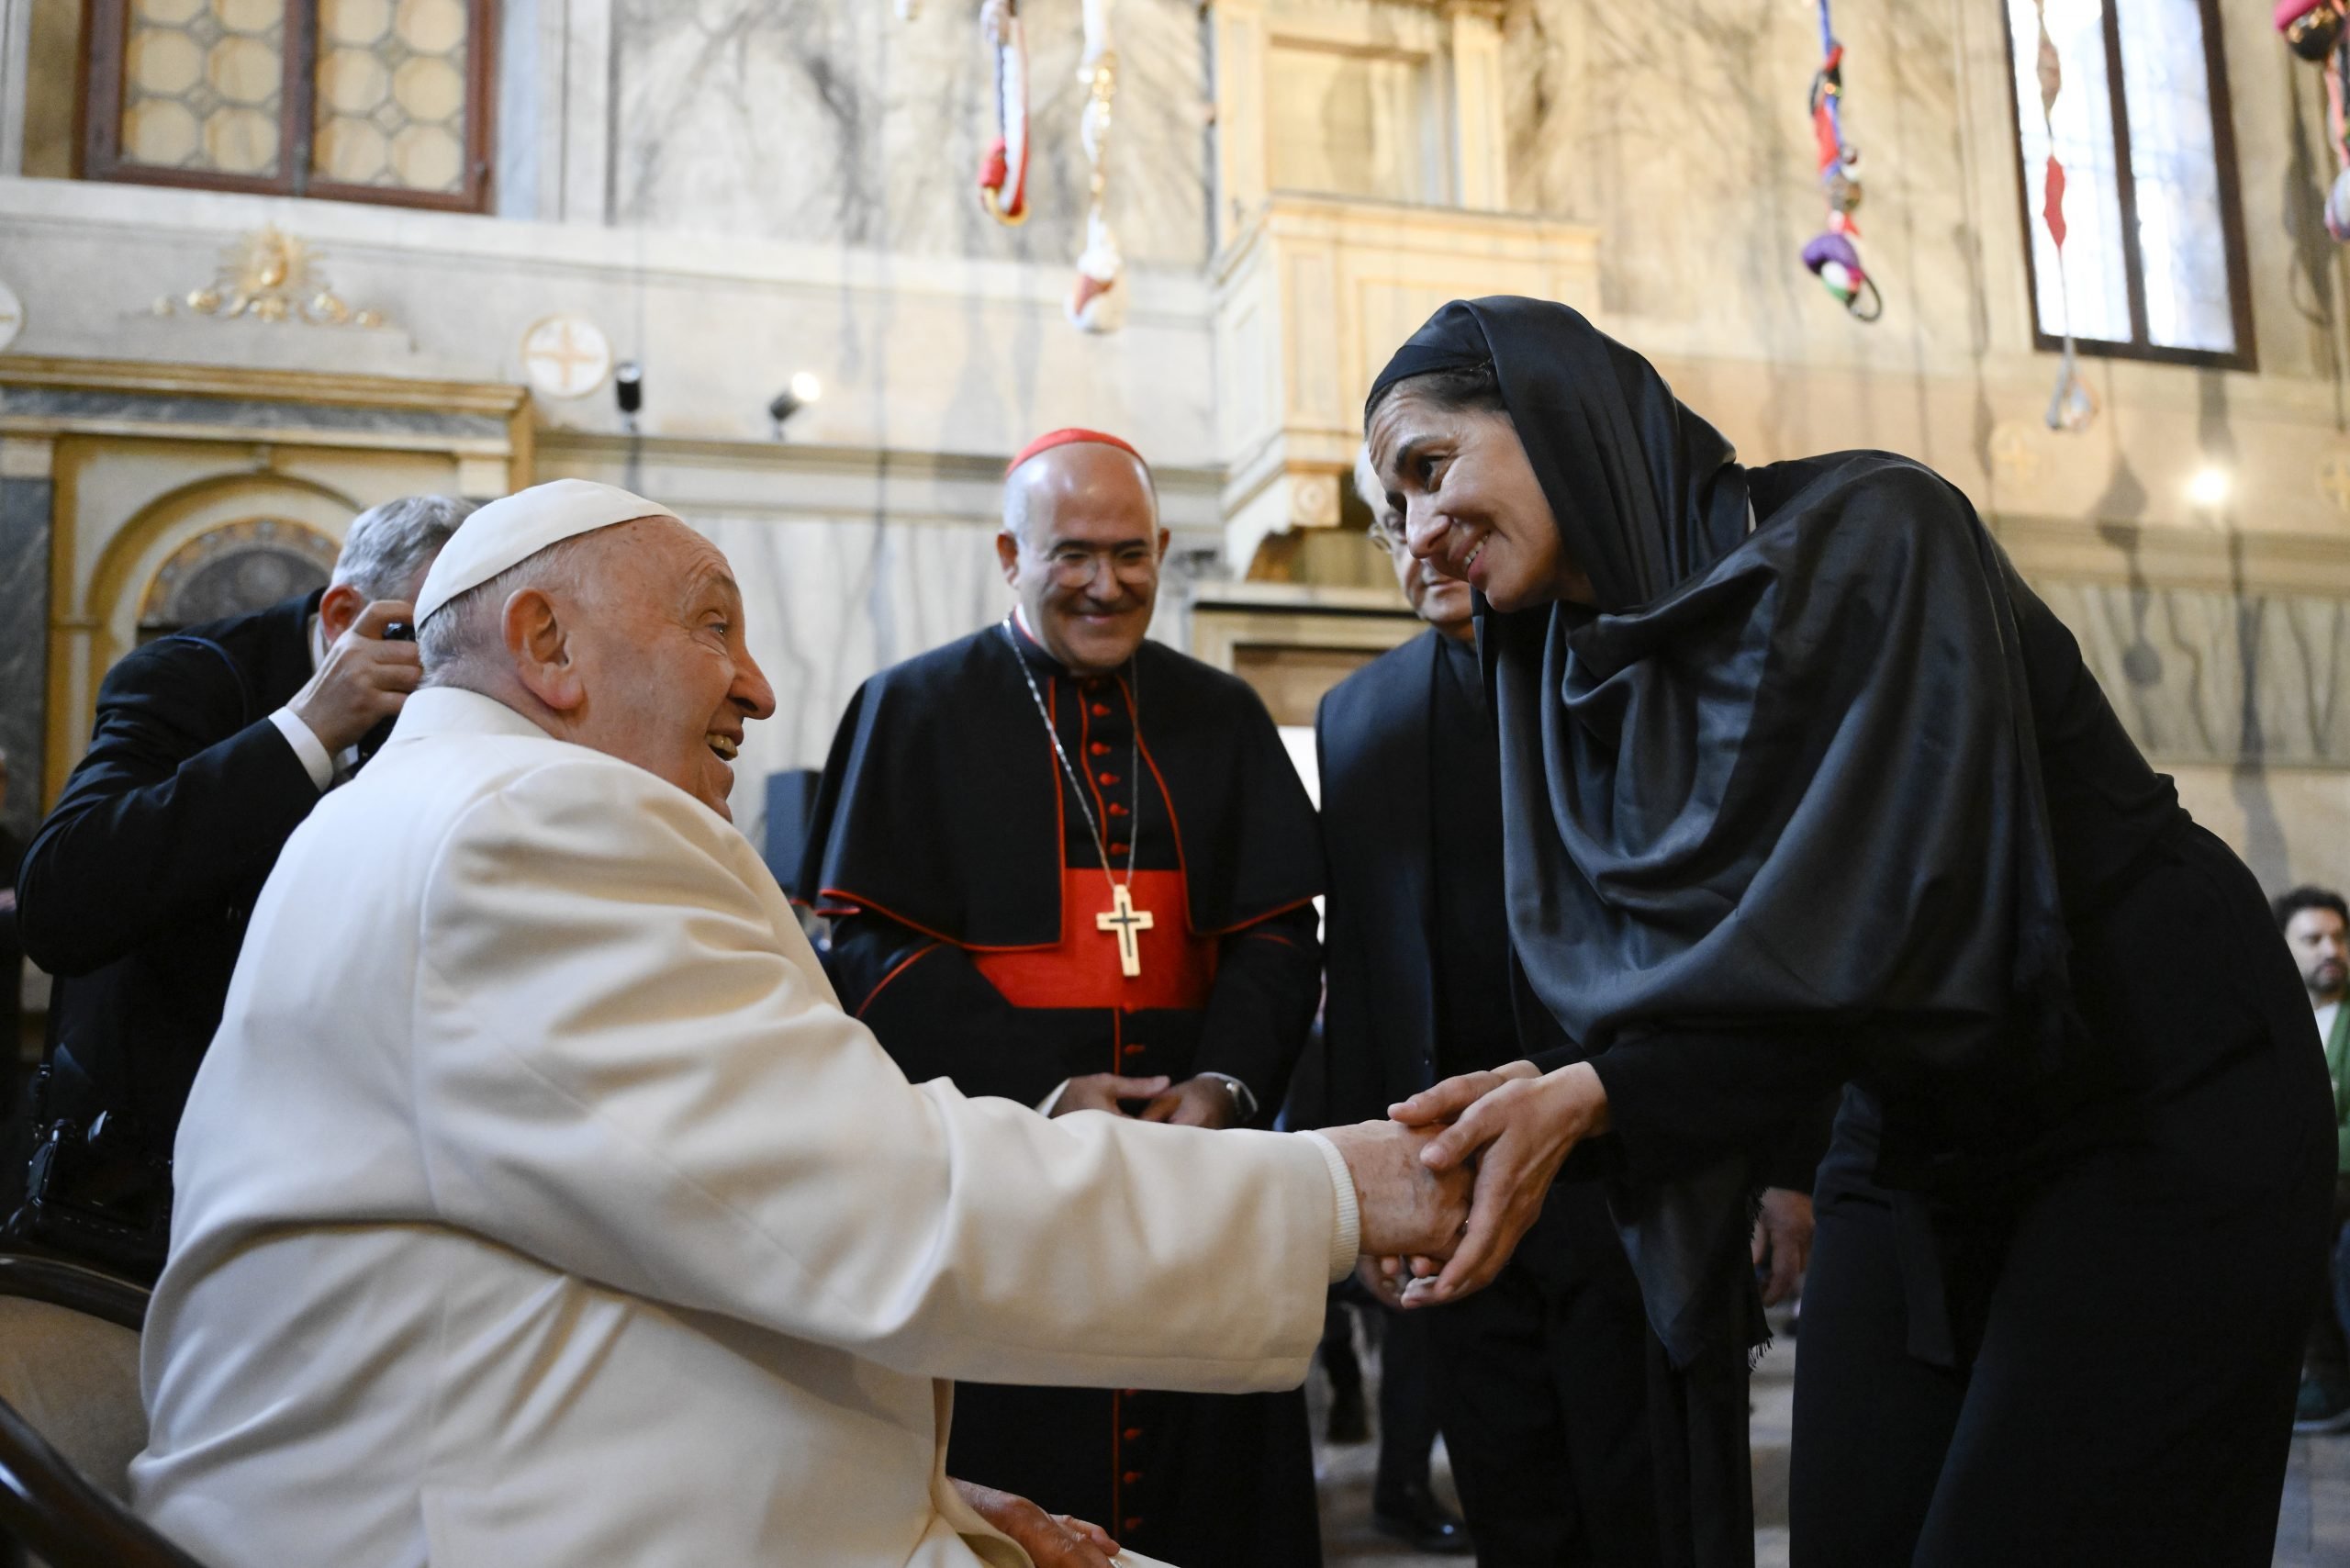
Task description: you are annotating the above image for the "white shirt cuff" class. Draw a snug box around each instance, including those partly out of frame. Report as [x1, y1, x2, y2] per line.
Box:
[1035, 1080, 1070, 1117]
[267, 707, 334, 792]
[1297, 1130, 1360, 1283]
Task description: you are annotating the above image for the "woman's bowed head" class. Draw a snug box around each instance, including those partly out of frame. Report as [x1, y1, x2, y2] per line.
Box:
[1364, 360, 1598, 614]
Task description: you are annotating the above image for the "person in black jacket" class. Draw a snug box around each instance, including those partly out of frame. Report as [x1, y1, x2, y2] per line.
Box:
[1373, 298, 2330, 1568]
[6, 494, 472, 1278]
[1322, 459, 1820, 1566]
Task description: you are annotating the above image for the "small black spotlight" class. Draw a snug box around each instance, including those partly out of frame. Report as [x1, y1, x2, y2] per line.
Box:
[767, 372, 823, 439]
[614, 361, 643, 431]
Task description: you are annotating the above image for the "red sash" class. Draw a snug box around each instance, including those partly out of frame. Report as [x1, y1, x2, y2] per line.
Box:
[971, 869, 1217, 1012]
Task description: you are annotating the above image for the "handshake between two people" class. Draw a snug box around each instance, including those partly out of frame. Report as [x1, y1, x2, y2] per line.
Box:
[1330, 1058, 1611, 1311]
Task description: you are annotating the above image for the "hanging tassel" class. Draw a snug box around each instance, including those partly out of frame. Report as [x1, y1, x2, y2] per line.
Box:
[977, 0, 1030, 226]
[1066, 0, 1125, 332]
[2035, 0, 2095, 432]
[1799, 4, 1879, 322]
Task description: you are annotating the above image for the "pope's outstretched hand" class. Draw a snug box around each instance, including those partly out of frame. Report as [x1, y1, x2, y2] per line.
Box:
[1315, 1121, 1475, 1262]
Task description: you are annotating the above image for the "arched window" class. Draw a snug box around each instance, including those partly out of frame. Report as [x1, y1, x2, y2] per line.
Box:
[138, 519, 341, 642]
[2003, 0, 2253, 369]
[80, 0, 496, 213]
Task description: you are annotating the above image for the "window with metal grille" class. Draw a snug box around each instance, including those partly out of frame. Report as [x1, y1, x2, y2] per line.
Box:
[81, 0, 495, 213]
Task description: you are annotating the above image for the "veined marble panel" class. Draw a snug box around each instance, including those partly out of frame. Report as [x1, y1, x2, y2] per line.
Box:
[2039, 577, 2350, 767]
[610, 0, 1211, 269]
[0, 386, 505, 443]
[0, 471, 50, 840]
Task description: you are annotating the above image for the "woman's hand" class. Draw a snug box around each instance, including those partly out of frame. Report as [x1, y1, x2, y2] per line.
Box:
[1387, 1059, 1541, 1126]
[1752, 1187, 1815, 1306]
[1389, 1060, 1611, 1304]
[952, 1478, 1120, 1566]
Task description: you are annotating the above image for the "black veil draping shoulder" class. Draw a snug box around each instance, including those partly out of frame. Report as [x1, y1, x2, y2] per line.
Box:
[1371, 298, 2076, 1366]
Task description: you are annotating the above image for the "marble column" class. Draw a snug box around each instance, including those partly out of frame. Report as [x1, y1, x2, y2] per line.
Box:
[0, 438, 51, 842]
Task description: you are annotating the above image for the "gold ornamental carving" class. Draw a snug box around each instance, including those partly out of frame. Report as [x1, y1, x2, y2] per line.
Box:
[154, 225, 389, 330]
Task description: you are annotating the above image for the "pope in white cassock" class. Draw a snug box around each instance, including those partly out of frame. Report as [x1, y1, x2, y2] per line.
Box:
[129, 480, 1470, 1568]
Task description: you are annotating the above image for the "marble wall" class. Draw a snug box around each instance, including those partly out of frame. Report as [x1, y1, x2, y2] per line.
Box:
[692, 511, 1012, 848]
[1501, 0, 2350, 398]
[609, 0, 1213, 270]
[0, 465, 50, 842]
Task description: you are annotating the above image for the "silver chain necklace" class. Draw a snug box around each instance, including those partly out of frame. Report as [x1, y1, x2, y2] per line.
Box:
[1000, 617, 1142, 888]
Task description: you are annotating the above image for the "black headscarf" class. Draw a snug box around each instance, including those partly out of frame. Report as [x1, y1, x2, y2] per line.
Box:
[1371, 298, 2076, 1361]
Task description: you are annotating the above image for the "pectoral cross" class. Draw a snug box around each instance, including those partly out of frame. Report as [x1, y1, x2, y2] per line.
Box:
[1096, 883, 1154, 978]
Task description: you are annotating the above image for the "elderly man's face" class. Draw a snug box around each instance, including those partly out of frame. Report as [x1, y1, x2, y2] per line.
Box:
[565, 518, 777, 820]
[996, 444, 1168, 677]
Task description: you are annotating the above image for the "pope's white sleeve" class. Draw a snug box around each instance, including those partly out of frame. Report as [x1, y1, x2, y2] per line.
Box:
[412, 762, 1337, 1394]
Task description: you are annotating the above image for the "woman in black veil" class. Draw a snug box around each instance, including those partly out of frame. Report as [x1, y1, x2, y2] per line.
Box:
[1366, 297, 2332, 1567]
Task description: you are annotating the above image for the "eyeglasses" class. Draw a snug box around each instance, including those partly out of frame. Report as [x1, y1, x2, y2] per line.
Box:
[1040, 543, 1159, 589]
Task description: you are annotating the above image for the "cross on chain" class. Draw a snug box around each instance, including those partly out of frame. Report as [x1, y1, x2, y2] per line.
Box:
[1096, 882, 1154, 978]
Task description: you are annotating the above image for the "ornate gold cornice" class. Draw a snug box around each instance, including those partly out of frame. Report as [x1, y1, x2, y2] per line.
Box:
[0, 355, 527, 418]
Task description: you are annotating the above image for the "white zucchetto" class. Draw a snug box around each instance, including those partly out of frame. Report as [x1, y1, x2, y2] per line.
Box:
[414, 479, 680, 626]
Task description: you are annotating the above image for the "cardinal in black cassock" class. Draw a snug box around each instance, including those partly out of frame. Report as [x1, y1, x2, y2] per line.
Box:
[800, 429, 1326, 1568]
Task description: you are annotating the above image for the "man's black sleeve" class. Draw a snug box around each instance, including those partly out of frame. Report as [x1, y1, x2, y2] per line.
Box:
[826, 911, 1084, 1107]
[16, 642, 319, 978]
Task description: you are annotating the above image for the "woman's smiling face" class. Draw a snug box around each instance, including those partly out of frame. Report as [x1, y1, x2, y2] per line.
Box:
[1367, 387, 1595, 613]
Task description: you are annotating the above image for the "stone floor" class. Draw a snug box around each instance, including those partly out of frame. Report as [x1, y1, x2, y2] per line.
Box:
[1311, 1307, 2350, 1567]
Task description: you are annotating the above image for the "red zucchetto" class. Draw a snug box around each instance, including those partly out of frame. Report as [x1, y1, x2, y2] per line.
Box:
[1004, 428, 1145, 476]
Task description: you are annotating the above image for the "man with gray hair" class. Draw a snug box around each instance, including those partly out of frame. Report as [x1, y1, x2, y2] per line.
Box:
[6, 493, 469, 1279]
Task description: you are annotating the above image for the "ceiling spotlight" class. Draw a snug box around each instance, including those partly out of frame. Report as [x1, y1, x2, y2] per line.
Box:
[767, 372, 825, 437]
[2187, 465, 2230, 509]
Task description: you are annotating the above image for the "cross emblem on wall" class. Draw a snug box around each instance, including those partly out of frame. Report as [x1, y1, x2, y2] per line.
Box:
[2319, 454, 2350, 517]
[520, 314, 613, 400]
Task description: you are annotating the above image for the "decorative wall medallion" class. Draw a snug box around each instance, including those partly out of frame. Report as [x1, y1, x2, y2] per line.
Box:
[156, 226, 387, 328]
[0, 279, 22, 352]
[2319, 452, 2350, 516]
[1987, 421, 2042, 486]
[1288, 471, 1340, 529]
[520, 315, 613, 400]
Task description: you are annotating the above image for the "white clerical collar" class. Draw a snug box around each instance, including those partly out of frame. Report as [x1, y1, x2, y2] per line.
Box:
[389, 686, 561, 745]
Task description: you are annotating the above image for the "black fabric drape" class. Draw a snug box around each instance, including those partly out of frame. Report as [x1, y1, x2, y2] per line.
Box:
[1371, 298, 2083, 1372]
